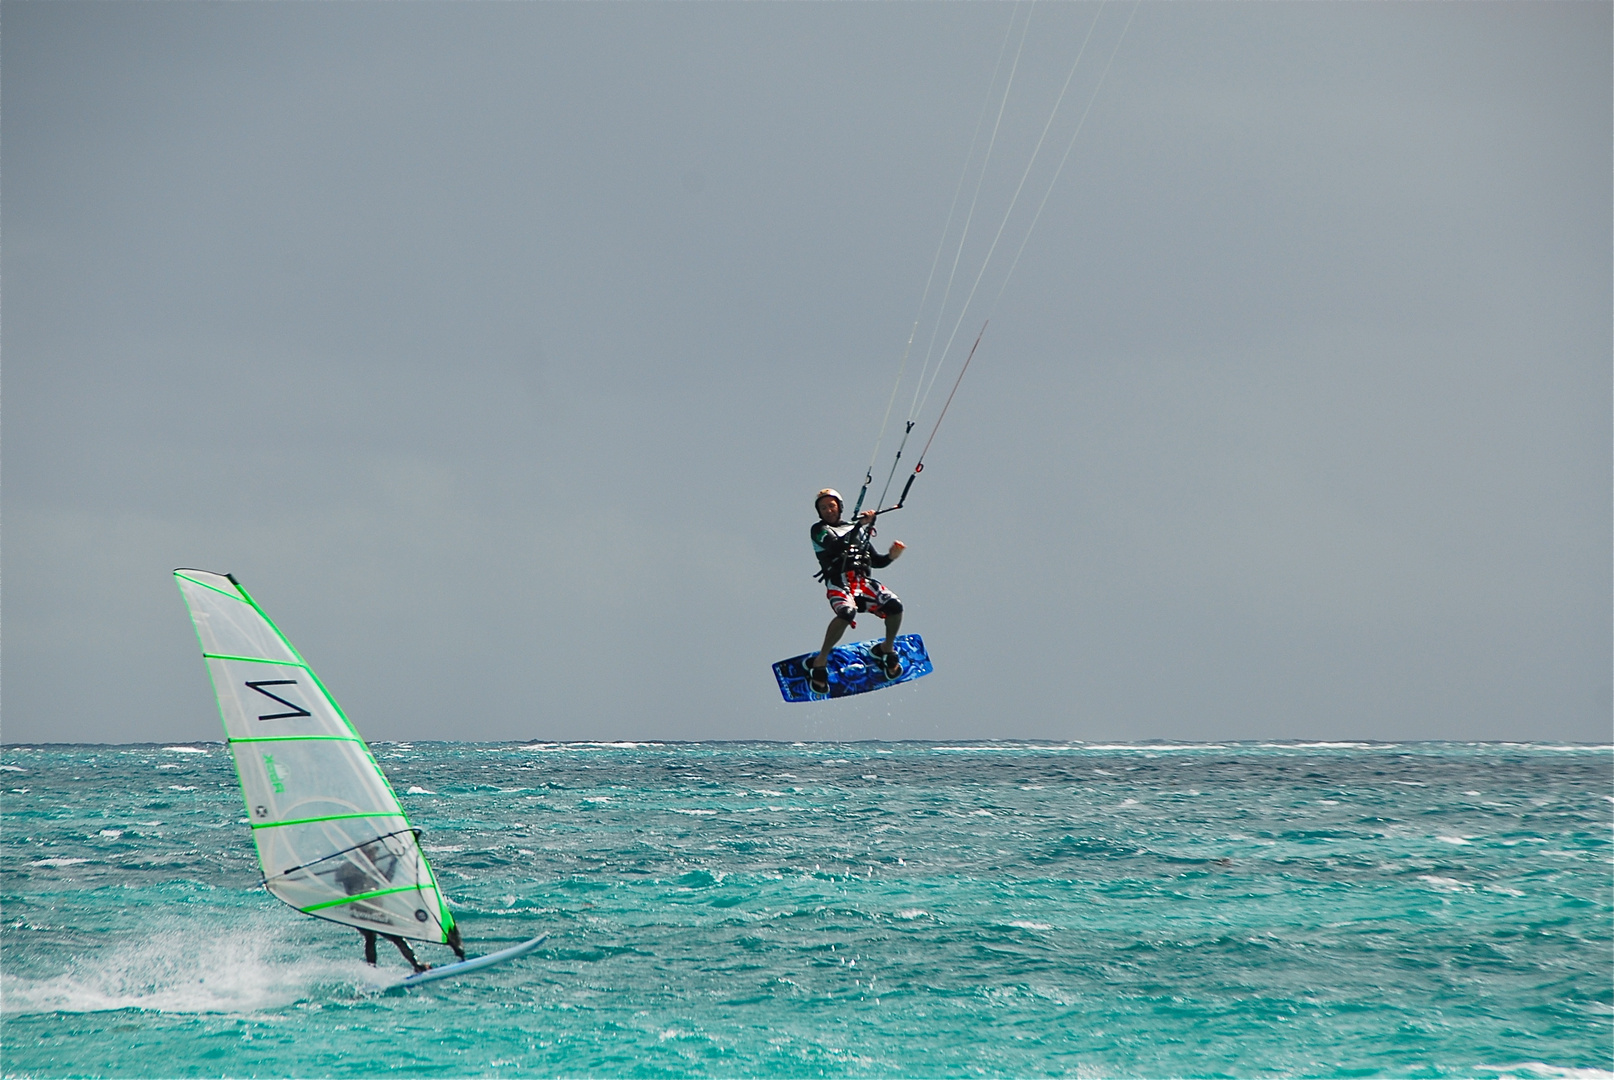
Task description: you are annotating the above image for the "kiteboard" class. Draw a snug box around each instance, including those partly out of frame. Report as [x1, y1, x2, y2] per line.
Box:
[397, 934, 547, 987]
[773, 633, 932, 702]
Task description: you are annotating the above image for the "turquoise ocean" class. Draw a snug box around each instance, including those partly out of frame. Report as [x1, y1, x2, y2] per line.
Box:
[4, 741, 1611, 1079]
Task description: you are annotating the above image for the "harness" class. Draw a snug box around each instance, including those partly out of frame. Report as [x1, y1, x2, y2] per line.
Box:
[812, 518, 876, 584]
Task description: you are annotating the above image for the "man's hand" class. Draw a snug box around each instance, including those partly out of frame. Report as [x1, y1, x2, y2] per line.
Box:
[858, 510, 877, 525]
[887, 540, 906, 560]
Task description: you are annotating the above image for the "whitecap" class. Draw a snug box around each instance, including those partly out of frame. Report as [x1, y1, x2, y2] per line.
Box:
[1009, 920, 1052, 931]
[30, 858, 89, 868]
[1418, 875, 1472, 891]
[671, 808, 718, 816]
[405, 786, 436, 795]
[162, 746, 208, 755]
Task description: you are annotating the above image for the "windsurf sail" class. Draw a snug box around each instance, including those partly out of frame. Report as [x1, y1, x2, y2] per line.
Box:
[173, 569, 456, 947]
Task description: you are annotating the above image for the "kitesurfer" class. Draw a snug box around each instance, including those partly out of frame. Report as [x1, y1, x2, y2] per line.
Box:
[808, 488, 906, 694]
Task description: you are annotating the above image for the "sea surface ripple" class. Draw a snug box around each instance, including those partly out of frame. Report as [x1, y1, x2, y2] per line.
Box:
[3, 741, 1610, 1078]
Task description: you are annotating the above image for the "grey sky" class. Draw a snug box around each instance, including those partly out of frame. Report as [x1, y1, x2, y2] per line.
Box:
[4, 2, 1608, 744]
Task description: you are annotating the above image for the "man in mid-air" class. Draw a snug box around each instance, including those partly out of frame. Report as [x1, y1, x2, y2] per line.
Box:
[807, 488, 906, 694]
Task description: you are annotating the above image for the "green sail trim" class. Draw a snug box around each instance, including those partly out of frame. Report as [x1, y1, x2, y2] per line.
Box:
[229, 735, 364, 745]
[301, 883, 430, 913]
[203, 653, 308, 667]
[174, 573, 250, 603]
[250, 811, 408, 831]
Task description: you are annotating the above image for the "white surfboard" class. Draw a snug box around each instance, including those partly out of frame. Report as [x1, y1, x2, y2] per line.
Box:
[397, 934, 548, 987]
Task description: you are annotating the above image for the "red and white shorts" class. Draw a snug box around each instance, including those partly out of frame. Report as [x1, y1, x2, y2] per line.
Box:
[826, 570, 901, 624]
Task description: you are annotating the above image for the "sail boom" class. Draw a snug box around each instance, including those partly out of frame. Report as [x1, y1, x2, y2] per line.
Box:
[301, 883, 430, 913]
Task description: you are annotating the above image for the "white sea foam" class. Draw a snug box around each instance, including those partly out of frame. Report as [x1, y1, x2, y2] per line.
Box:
[1009, 920, 1053, 931]
[2, 915, 383, 1015]
[405, 785, 436, 794]
[671, 808, 718, 816]
[1418, 875, 1473, 891]
[29, 858, 89, 868]
[162, 746, 209, 754]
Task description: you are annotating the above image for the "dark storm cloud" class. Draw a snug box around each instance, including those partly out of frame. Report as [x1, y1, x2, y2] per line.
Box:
[4, 3, 1608, 743]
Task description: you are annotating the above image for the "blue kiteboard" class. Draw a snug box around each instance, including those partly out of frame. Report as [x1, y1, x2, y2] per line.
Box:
[773, 634, 932, 702]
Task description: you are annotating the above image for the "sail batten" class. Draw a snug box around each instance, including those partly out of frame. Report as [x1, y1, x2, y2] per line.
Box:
[230, 735, 365, 745]
[174, 568, 456, 945]
[251, 812, 409, 831]
[202, 653, 307, 666]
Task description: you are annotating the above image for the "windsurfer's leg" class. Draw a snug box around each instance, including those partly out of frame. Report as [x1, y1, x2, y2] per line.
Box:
[446, 925, 466, 961]
[388, 935, 427, 973]
[362, 929, 378, 966]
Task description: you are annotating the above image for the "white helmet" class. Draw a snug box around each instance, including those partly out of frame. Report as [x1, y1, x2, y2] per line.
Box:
[814, 488, 843, 513]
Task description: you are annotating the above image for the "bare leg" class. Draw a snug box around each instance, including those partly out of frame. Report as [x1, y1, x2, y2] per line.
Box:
[878, 608, 903, 652]
[362, 929, 378, 966]
[812, 615, 854, 668]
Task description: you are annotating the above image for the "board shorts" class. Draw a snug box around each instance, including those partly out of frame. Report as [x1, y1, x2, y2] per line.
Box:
[826, 570, 901, 623]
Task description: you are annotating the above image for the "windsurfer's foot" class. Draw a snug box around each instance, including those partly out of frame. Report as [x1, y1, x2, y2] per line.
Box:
[808, 663, 829, 695]
[876, 644, 901, 678]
